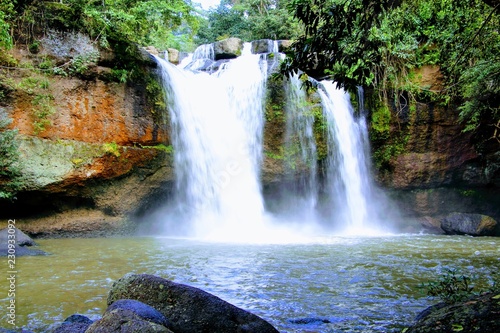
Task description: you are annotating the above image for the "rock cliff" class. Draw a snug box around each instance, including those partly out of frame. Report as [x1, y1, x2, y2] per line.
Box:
[0, 34, 498, 236]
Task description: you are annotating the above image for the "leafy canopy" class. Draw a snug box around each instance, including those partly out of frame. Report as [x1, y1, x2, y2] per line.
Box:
[2, 0, 201, 51]
[283, 0, 500, 145]
[196, 0, 303, 43]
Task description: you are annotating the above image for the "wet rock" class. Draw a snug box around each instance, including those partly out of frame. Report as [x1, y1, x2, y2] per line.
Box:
[86, 308, 172, 333]
[108, 273, 280, 333]
[440, 212, 498, 236]
[52, 314, 93, 333]
[405, 292, 500, 333]
[278, 40, 293, 52]
[107, 299, 171, 328]
[419, 216, 445, 234]
[144, 46, 159, 56]
[251, 39, 273, 54]
[0, 228, 47, 256]
[166, 48, 180, 64]
[0, 228, 36, 246]
[0, 328, 35, 333]
[214, 37, 243, 60]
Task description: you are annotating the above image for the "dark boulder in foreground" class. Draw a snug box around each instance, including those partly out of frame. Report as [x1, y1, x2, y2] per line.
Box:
[440, 213, 498, 236]
[108, 273, 280, 333]
[52, 314, 93, 333]
[405, 292, 500, 333]
[85, 308, 172, 333]
[106, 299, 172, 329]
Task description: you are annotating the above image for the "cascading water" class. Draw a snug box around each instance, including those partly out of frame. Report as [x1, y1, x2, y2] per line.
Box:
[280, 77, 391, 235]
[281, 73, 318, 222]
[154, 43, 269, 241]
[318, 81, 383, 234]
[152, 40, 393, 241]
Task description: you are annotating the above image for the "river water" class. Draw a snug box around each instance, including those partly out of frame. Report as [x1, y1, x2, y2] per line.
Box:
[1, 235, 499, 332]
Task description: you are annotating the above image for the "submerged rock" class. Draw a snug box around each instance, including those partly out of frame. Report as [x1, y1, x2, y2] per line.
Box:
[52, 314, 93, 333]
[86, 308, 172, 333]
[0, 228, 47, 256]
[108, 273, 280, 333]
[0, 228, 36, 246]
[405, 292, 500, 333]
[0, 328, 34, 333]
[440, 212, 498, 236]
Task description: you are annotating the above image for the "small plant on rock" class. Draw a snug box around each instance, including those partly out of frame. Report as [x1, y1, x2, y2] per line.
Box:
[419, 269, 476, 304]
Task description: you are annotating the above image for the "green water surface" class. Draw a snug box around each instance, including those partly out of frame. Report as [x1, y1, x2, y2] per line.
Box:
[1, 235, 499, 332]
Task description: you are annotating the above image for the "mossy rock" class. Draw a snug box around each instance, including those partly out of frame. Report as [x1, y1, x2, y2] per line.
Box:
[405, 293, 500, 333]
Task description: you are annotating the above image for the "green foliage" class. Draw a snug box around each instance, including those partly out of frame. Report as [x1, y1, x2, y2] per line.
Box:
[0, 110, 22, 200]
[5, 0, 200, 52]
[31, 93, 55, 134]
[420, 269, 474, 303]
[284, 0, 500, 143]
[370, 104, 391, 140]
[196, 0, 303, 43]
[0, 9, 12, 50]
[419, 269, 500, 305]
[68, 51, 99, 76]
[458, 61, 500, 140]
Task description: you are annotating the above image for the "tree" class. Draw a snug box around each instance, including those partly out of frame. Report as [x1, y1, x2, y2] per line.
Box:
[283, 0, 500, 146]
[4, 0, 201, 51]
[196, 0, 302, 44]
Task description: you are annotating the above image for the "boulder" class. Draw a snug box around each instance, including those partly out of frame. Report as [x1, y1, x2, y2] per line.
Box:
[278, 40, 293, 52]
[405, 292, 500, 333]
[167, 48, 180, 64]
[251, 39, 273, 54]
[107, 299, 171, 329]
[0, 227, 47, 256]
[144, 46, 159, 56]
[52, 314, 93, 333]
[0, 227, 36, 246]
[214, 38, 243, 60]
[108, 274, 280, 333]
[85, 308, 172, 333]
[440, 212, 498, 236]
[419, 216, 445, 234]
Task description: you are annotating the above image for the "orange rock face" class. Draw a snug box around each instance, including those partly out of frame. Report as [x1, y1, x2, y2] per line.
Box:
[10, 77, 167, 146]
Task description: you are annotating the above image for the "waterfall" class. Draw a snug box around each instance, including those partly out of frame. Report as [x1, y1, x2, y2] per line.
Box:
[318, 81, 380, 234]
[151, 40, 393, 241]
[154, 43, 269, 241]
[280, 78, 389, 235]
[282, 73, 318, 221]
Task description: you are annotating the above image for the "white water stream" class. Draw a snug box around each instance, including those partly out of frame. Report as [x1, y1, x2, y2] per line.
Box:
[155, 43, 271, 241]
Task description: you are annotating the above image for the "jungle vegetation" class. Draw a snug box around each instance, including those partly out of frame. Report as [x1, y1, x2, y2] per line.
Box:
[282, 0, 499, 148]
[0, 0, 499, 199]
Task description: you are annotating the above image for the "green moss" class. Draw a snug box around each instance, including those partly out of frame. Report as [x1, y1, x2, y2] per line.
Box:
[102, 142, 121, 157]
[141, 143, 173, 154]
[371, 104, 391, 140]
[145, 73, 168, 126]
[264, 151, 284, 160]
[372, 132, 410, 170]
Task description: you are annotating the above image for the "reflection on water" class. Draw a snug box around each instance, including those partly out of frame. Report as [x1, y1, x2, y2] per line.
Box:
[1, 235, 499, 332]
